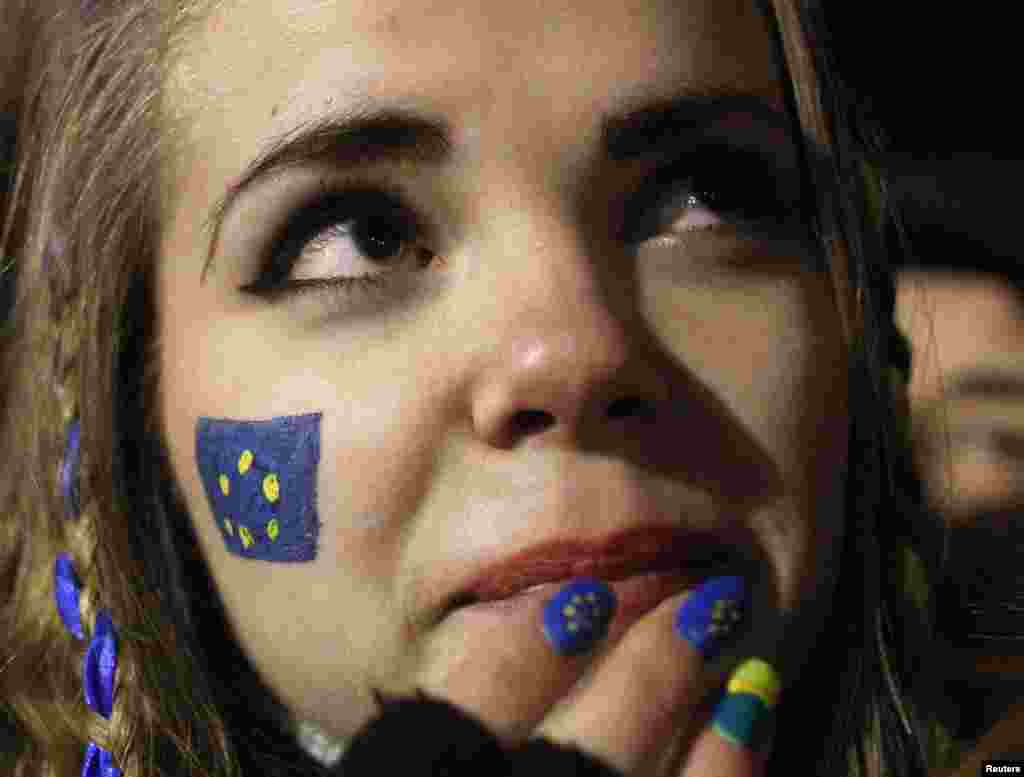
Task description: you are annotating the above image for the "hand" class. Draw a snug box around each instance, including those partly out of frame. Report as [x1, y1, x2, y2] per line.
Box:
[348, 576, 779, 777]
[518, 582, 777, 777]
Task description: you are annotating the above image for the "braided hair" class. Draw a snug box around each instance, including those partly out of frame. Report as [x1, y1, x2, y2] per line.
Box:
[0, 3, 248, 775]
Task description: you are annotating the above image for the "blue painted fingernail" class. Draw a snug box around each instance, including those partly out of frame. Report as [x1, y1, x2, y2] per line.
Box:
[674, 575, 746, 659]
[712, 658, 780, 750]
[542, 578, 617, 656]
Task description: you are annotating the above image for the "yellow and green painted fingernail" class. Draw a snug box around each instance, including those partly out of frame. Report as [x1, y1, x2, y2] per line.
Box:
[712, 658, 780, 750]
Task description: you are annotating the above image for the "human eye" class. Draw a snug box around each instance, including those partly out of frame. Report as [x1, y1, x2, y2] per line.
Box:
[620, 143, 806, 249]
[239, 184, 440, 303]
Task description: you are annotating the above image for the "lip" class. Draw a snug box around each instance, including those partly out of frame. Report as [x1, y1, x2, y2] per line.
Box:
[449, 570, 711, 647]
[442, 524, 746, 616]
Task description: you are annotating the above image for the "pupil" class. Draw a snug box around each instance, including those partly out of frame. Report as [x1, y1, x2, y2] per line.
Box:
[354, 219, 405, 261]
[698, 180, 766, 221]
[695, 181, 735, 213]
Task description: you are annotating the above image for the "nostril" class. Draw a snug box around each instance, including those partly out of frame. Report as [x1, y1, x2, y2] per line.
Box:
[607, 396, 655, 420]
[512, 409, 555, 436]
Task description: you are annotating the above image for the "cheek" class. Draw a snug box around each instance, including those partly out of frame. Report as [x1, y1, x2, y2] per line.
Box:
[314, 380, 450, 577]
[195, 413, 322, 562]
[642, 275, 846, 474]
[642, 273, 848, 607]
[155, 323, 446, 735]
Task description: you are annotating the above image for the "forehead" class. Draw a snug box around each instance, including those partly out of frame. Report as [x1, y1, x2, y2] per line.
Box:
[168, 0, 783, 166]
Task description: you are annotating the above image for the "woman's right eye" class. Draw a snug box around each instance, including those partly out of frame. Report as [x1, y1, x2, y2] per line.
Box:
[240, 187, 435, 298]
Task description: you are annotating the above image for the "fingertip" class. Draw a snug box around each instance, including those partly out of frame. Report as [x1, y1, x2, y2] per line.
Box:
[711, 692, 770, 751]
[709, 658, 780, 754]
[682, 721, 769, 777]
[674, 575, 748, 660]
[725, 658, 781, 709]
[542, 578, 617, 657]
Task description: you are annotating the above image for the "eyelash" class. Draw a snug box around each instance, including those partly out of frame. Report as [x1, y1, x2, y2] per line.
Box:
[619, 144, 800, 243]
[239, 182, 435, 303]
[240, 145, 800, 305]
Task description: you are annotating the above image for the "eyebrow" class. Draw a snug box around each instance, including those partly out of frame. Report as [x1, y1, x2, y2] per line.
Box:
[946, 367, 1024, 401]
[602, 92, 791, 159]
[202, 91, 794, 279]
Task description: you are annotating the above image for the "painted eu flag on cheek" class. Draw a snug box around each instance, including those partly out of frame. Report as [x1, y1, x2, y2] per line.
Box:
[196, 413, 322, 562]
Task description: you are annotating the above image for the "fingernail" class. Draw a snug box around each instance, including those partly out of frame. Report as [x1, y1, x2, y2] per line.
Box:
[543, 577, 617, 656]
[674, 575, 747, 659]
[712, 658, 781, 750]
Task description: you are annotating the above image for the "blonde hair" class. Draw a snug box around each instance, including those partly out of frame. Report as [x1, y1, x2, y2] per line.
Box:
[0, 2, 243, 775]
[0, 1, 936, 775]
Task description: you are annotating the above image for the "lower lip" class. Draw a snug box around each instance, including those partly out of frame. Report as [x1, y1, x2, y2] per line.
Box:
[453, 570, 701, 641]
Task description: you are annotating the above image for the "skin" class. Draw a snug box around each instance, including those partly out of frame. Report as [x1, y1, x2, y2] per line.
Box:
[157, 0, 849, 772]
[896, 271, 1024, 524]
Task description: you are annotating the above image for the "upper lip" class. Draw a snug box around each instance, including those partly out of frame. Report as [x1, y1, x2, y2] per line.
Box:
[444, 523, 746, 611]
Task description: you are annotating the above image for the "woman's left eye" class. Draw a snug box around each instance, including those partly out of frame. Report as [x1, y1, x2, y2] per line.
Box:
[620, 145, 800, 244]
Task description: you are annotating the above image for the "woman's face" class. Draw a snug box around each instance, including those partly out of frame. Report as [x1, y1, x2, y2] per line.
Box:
[897, 270, 1024, 522]
[158, 0, 848, 745]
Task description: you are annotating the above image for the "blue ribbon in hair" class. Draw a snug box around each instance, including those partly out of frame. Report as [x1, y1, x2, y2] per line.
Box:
[52, 553, 122, 776]
[61, 418, 81, 519]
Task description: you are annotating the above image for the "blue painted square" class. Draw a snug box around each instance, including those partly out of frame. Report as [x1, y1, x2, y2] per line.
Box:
[196, 413, 321, 562]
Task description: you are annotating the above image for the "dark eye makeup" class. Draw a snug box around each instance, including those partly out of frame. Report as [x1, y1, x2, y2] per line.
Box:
[239, 186, 435, 300]
[618, 142, 803, 244]
[239, 142, 808, 306]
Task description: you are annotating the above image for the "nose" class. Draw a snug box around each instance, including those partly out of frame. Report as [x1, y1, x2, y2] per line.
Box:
[470, 237, 671, 450]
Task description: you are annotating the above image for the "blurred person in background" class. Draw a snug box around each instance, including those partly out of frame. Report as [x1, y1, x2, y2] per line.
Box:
[892, 156, 1024, 524]
[821, 3, 1023, 765]
[889, 153, 1024, 771]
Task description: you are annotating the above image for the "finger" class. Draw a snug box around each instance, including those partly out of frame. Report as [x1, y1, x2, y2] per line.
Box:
[680, 727, 767, 777]
[532, 575, 748, 776]
[414, 577, 619, 747]
[681, 658, 780, 777]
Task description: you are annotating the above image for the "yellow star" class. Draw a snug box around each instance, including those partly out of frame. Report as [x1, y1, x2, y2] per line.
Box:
[238, 450, 254, 475]
[239, 525, 254, 549]
[263, 473, 280, 503]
